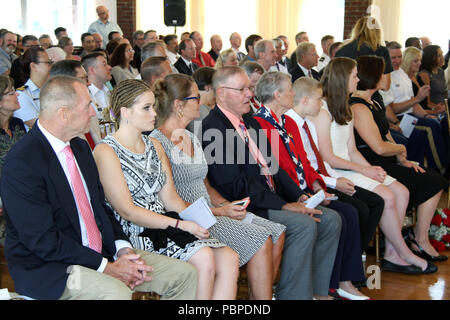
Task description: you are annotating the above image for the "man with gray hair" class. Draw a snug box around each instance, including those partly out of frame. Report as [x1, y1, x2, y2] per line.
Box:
[1, 75, 198, 300]
[140, 40, 178, 75]
[201, 66, 341, 300]
[140, 56, 173, 87]
[132, 30, 145, 70]
[254, 39, 277, 71]
[290, 31, 309, 67]
[0, 31, 18, 75]
[269, 38, 289, 74]
[289, 42, 320, 83]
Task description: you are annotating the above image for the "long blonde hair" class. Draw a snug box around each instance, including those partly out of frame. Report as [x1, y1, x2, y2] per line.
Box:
[351, 16, 384, 51]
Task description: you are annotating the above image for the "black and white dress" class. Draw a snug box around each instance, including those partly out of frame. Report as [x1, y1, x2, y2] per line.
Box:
[101, 135, 225, 261]
[151, 129, 286, 266]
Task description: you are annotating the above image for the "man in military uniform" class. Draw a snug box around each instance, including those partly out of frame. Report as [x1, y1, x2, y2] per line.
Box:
[315, 35, 334, 73]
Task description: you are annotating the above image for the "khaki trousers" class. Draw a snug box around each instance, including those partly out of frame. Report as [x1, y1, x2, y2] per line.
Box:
[59, 250, 197, 300]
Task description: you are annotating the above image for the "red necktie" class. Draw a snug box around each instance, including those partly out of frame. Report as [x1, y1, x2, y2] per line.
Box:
[84, 132, 95, 151]
[62, 146, 102, 253]
[302, 121, 330, 177]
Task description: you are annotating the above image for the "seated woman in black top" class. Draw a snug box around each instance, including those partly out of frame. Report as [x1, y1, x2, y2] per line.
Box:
[351, 56, 448, 266]
[0, 75, 26, 245]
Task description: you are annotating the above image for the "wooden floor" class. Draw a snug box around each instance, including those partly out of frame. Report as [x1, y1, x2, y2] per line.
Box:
[359, 190, 450, 300]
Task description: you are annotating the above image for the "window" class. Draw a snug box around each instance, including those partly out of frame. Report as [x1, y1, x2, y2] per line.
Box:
[0, 0, 97, 46]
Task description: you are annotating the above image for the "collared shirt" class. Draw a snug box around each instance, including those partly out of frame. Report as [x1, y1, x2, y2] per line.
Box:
[380, 68, 414, 115]
[37, 121, 132, 272]
[231, 48, 245, 61]
[314, 53, 330, 72]
[285, 109, 341, 188]
[298, 63, 313, 78]
[181, 56, 195, 72]
[88, 83, 110, 120]
[167, 50, 180, 66]
[269, 61, 289, 74]
[216, 104, 270, 171]
[87, 19, 123, 48]
[0, 47, 17, 75]
[14, 78, 41, 131]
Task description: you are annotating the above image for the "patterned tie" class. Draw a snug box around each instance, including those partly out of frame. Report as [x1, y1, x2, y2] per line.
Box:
[308, 70, 312, 78]
[62, 145, 102, 253]
[302, 121, 330, 177]
[238, 122, 276, 193]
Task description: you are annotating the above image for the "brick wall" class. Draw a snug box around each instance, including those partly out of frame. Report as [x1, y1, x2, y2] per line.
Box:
[343, 0, 372, 39]
[116, 0, 136, 41]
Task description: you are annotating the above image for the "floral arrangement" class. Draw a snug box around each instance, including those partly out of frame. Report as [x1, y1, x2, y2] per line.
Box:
[429, 208, 450, 251]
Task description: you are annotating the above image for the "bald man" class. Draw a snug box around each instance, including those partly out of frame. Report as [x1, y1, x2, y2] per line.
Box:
[88, 5, 123, 48]
[208, 34, 222, 61]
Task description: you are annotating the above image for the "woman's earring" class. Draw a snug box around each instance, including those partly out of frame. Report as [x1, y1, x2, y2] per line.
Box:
[178, 108, 184, 118]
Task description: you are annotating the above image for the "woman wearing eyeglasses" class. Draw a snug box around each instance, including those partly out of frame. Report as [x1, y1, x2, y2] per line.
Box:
[150, 73, 286, 300]
[110, 43, 139, 85]
[13, 46, 51, 131]
[0, 75, 26, 246]
[94, 79, 240, 300]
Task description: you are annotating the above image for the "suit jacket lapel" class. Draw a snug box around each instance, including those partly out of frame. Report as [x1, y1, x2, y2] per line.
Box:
[32, 125, 83, 240]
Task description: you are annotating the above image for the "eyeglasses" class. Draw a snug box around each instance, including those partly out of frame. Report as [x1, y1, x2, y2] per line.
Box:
[183, 95, 201, 102]
[126, 48, 135, 53]
[36, 60, 53, 66]
[221, 86, 252, 93]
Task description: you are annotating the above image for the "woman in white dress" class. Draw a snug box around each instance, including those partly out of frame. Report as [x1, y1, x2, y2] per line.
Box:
[312, 57, 430, 274]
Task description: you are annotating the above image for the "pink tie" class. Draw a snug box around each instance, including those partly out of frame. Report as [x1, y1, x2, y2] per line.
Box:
[62, 146, 102, 253]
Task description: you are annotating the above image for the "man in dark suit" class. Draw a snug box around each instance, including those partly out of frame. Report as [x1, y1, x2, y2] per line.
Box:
[174, 39, 198, 76]
[289, 42, 321, 83]
[0, 76, 197, 300]
[200, 66, 341, 300]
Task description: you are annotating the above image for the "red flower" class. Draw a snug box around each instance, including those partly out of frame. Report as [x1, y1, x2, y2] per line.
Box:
[430, 239, 447, 252]
[443, 208, 450, 216]
[443, 216, 450, 227]
[443, 234, 450, 244]
[431, 214, 443, 226]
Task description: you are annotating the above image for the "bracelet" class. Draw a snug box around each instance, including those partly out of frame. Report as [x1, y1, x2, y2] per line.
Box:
[175, 219, 180, 229]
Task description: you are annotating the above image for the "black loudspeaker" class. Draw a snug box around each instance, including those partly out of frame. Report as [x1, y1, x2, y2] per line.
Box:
[164, 0, 186, 27]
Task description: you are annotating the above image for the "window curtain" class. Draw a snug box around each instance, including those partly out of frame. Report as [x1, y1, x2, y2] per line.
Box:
[188, 0, 205, 36]
[370, 0, 404, 44]
[256, 0, 303, 54]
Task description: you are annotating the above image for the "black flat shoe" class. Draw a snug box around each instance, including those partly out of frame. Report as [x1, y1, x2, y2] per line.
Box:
[406, 230, 448, 262]
[381, 259, 421, 275]
[420, 261, 438, 274]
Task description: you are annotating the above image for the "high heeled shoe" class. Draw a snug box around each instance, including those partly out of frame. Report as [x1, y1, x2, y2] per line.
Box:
[406, 230, 448, 262]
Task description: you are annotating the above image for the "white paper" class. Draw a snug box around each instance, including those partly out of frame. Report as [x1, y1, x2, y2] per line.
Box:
[179, 197, 217, 229]
[0, 288, 11, 300]
[399, 114, 418, 138]
[305, 190, 325, 209]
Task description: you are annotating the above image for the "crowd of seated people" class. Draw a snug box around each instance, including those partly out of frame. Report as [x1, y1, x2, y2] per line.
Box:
[0, 10, 449, 301]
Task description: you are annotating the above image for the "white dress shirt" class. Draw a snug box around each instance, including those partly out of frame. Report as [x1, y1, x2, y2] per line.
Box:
[298, 63, 313, 78]
[14, 79, 41, 131]
[270, 61, 289, 74]
[380, 68, 415, 115]
[285, 109, 342, 188]
[38, 121, 132, 272]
